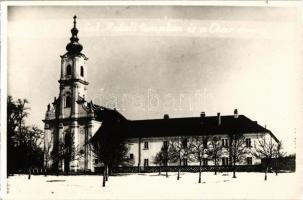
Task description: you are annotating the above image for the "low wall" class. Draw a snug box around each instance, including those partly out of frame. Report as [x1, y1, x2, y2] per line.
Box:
[11, 159, 295, 175]
[94, 165, 262, 173]
[261, 157, 295, 172]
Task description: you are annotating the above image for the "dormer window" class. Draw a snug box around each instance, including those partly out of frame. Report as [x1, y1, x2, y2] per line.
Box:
[66, 65, 72, 76]
[80, 66, 84, 77]
[65, 95, 71, 108]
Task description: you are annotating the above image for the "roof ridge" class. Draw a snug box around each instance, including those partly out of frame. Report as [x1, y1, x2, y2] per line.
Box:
[130, 114, 245, 122]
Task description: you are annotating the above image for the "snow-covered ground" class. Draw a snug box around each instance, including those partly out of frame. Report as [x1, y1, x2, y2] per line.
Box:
[5, 172, 301, 199]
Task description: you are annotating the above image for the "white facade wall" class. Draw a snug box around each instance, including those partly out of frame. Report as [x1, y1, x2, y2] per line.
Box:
[125, 133, 275, 167]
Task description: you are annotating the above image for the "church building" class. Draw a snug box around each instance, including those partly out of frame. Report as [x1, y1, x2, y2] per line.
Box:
[43, 16, 102, 172]
[43, 16, 279, 173]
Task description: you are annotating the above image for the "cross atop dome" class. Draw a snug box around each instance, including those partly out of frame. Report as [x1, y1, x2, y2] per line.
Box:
[66, 15, 83, 55]
[73, 15, 77, 28]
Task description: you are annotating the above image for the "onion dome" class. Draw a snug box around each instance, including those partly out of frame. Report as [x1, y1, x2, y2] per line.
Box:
[66, 15, 83, 54]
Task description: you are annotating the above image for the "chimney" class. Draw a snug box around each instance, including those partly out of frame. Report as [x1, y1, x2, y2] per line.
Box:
[217, 112, 221, 126]
[234, 109, 238, 118]
[200, 112, 206, 118]
[164, 114, 169, 120]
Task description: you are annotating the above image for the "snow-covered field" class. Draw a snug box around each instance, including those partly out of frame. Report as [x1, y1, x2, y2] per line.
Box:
[5, 172, 301, 199]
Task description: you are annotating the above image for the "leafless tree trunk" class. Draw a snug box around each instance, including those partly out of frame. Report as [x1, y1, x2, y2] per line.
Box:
[102, 165, 106, 187]
[214, 159, 217, 175]
[177, 159, 181, 180]
[28, 168, 31, 179]
[198, 159, 202, 183]
[44, 168, 48, 177]
[105, 165, 109, 181]
[232, 156, 236, 178]
[158, 164, 161, 175]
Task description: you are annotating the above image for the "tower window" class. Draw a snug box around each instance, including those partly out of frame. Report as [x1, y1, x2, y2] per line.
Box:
[66, 65, 72, 76]
[65, 96, 71, 108]
[80, 66, 84, 77]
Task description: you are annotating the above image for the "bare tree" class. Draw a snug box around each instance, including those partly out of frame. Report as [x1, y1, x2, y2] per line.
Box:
[253, 135, 280, 180]
[168, 137, 191, 180]
[16, 99, 29, 146]
[208, 136, 223, 175]
[154, 151, 164, 175]
[154, 144, 169, 177]
[90, 124, 129, 187]
[21, 125, 43, 180]
[190, 136, 209, 183]
[228, 134, 248, 178]
[273, 140, 286, 176]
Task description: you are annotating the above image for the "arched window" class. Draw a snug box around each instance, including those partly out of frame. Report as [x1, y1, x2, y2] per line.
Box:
[65, 95, 71, 108]
[66, 65, 72, 76]
[80, 66, 84, 77]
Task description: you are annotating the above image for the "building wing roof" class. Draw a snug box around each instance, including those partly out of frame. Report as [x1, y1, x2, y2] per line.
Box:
[91, 106, 278, 142]
[125, 115, 275, 139]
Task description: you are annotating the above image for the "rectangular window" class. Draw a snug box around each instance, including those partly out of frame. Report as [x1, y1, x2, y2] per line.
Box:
[183, 158, 188, 166]
[144, 142, 149, 149]
[163, 140, 169, 149]
[144, 159, 149, 167]
[246, 157, 252, 165]
[246, 138, 252, 147]
[222, 139, 229, 147]
[203, 158, 208, 166]
[222, 157, 229, 166]
[94, 159, 98, 164]
[129, 153, 134, 159]
[203, 139, 208, 149]
[182, 138, 188, 148]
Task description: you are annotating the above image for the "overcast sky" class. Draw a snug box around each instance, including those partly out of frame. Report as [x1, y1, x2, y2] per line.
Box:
[7, 5, 302, 153]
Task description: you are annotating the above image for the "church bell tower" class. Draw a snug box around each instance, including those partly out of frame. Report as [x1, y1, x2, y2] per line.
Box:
[44, 15, 100, 173]
[58, 15, 88, 172]
[59, 15, 88, 119]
